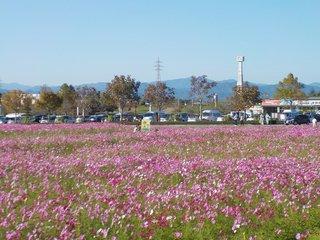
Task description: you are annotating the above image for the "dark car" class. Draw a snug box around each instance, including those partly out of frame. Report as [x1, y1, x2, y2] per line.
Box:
[134, 114, 144, 121]
[314, 114, 320, 121]
[285, 114, 310, 125]
[307, 112, 320, 122]
[89, 114, 106, 122]
[0, 116, 7, 124]
[30, 115, 45, 123]
[113, 113, 134, 122]
[175, 113, 188, 122]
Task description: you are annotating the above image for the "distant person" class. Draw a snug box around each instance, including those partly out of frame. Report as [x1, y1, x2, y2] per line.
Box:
[312, 117, 317, 127]
[233, 112, 239, 125]
[265, 113, 271, 125]
[240, 114, 244, 125]
[259, 114, 264, 125]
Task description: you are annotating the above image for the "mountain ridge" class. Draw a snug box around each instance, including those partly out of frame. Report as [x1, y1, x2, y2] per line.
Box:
[1, 78, 320, 100]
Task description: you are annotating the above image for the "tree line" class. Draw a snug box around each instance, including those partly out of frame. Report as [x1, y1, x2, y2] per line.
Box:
[0, 73, 310, 117]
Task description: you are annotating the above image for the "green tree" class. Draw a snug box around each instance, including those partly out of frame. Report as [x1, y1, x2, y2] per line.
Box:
[100, 92, 118, 113]
[22, 94, 33, 116]
[230, 82, 261, 111]
[36, 87, 62, 114]
[1, 90, 24, 114]
[190, 75, 216, 119]
[58, 83, 77, 115]
[107, 75, 140, 120]
[144, 81, 174, 111]
[274, 73, 305, 100]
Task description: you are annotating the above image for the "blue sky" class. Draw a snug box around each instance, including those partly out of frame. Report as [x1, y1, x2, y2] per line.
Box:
[0, 0, 319, 85]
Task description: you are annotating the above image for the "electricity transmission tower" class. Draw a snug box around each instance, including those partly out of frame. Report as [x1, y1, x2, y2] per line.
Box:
[154, 57, 163, 82]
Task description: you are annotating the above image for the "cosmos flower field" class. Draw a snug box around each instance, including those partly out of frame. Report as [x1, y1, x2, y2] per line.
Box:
[0, 123, 319, 239]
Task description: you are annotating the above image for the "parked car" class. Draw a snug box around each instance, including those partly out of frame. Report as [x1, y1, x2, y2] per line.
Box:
[76, 116, 85, 123]
[285, 114, 310, 125]
[5, 113, 25, 124]
[202, 110, 222, 121]
[143, 112, 157, 122]
[159, 113, 170, 122]
[280, 109, 300, 122]
[40, 115, 56, 124]
[113, 113, 133, 122]
[306, 112, 320, 122]
[89, 114, 106, 122]
[30, 115, 45, 123]
[187, 113, 199, 122]
[6, 117, 22, 124]
[0, 116, 7, 124]
[133, 114, 144, 122]
[175, 113, 188, 122]
[314, 114, 320, 122]
[55, 115, 75, 124]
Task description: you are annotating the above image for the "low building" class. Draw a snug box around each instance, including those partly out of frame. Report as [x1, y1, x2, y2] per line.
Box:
[262, 97, 320, 118]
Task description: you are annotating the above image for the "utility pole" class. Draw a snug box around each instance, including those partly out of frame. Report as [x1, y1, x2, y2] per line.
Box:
[155, 57, 163, 82]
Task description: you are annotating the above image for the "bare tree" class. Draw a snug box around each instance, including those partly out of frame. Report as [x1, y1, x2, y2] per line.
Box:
[144, 81, 175, 111]
[190, 75, 216, 119]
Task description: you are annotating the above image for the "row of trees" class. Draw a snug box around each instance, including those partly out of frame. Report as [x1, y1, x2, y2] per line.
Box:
[0, 76, 176, 117]
[0, 73, 309, 117]
[0, 85, 118, 116]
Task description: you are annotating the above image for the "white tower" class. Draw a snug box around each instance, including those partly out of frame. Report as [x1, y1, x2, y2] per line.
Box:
[236, 56, 245, 87]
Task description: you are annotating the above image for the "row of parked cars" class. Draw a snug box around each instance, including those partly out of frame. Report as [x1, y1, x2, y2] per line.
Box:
[140, 110, 224, 123]
[0, 114, 108, 124]
[284, 111, 320, 125]
[0, 109, 225, 124]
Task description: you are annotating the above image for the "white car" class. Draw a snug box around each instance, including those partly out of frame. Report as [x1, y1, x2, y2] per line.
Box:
[6, 117, 22, 124]
[159, 113, 169, 122]
[40, 116, 49, 124]
[246, 117, 255, 121]
[202, 110, 222, 121]
[76, 117, 84, 123]
[143, 112, 156, 122]
[187, 114, 199, 122]
[143, 111, 168, 122]
[40, 116, 56, 124]
[216, 116, 224, 122]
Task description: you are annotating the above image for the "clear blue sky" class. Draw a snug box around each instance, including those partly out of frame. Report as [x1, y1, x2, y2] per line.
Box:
[0, 0, 319, 85]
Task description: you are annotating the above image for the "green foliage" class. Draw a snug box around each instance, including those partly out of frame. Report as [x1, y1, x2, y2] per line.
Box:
[1, 90, 24, 113]
[21, 116, 31, 124]
[100, 92, 117, 112]
[36, 87, 62, 114]
[274, 73, 305, 100]
[107, 75, 140, 117]
[58, 83, 77, 115]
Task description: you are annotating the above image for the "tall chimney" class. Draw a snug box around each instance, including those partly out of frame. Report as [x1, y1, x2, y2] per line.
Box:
[236, 56, 245, 87]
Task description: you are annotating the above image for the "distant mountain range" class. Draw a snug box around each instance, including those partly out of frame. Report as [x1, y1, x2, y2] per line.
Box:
[1, 78, 320, 100]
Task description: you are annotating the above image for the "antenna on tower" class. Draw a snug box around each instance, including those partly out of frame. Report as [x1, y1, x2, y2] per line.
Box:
[154, 57, 163, 82]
